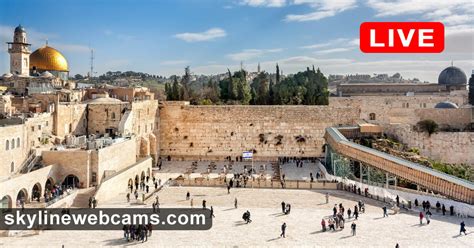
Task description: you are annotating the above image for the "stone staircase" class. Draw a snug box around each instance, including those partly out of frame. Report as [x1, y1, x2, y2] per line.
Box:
[70, 188, 96, 208]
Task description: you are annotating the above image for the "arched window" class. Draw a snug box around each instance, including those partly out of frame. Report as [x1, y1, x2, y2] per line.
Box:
[5, 140, 9, 151]
[111, 112, 116, 119]
[369, 113, 376, 120]
[17, 138, 20, 148]
[11, 139, 15, 149]
[10, 162, 14, 173]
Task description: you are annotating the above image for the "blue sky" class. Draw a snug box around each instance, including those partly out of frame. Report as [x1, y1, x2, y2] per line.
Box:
[0, 0, 472, 82]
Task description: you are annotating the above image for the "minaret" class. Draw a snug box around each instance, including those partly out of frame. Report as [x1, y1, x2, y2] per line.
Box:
[7, 25, 31, 76]
[257, 62, 261, 73]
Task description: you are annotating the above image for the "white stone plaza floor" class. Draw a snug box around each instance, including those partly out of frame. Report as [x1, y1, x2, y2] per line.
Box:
[1, 186, 473, 247]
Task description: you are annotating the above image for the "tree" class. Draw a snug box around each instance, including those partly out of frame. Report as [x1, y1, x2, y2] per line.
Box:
[469, 72, 474, 105]
[171, 76, 180, 100]
[417, 119, 439, 136]
[276, 63, 280, 84]
[74, 74, 84, 80]
[268, 79, 274, 105]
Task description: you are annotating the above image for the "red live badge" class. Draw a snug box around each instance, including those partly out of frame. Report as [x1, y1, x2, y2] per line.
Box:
[360, 22, 444, 53]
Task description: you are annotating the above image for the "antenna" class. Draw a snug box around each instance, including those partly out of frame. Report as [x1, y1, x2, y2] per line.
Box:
[90, 48, 94, 80]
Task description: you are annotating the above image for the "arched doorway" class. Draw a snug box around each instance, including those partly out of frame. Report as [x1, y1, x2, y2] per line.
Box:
[16, 188, 28, 206]
[31, 183, 42, 202]
[45, 177, 54, 191]
[141, 171, 145, 182]
[135, 175, 139, 186]
[62, 175, 80, 189]
[1, 195, 12, 212]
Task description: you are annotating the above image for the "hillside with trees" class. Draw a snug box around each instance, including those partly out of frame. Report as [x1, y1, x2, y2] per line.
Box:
[165, 65, 329, 105]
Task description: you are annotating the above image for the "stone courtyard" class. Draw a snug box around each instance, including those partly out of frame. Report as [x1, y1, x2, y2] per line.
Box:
[1, 186, 472, 247]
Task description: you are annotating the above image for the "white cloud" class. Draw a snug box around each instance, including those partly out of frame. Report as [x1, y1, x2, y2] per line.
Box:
[285, 0, 357, 22]
[366, 0, 473, 17]
[175, 28, 227, 42]
[227, 48, 283, 61]
[160, 60, 190, 66]
[314, 47, 353, 54]
[239, 0, 286, 7]
[301, 38, 350, 49]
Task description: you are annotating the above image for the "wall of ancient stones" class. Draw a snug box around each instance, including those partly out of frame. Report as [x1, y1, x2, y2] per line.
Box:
[0, 124, 28, 177]
[54, 103, 87, 137]
[329, 94, 468, 125]
[385, 124, 474, 165]
[159, 102, 359, 161]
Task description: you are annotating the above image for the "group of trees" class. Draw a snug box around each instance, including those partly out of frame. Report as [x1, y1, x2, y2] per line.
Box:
[165, 64, 329, 105]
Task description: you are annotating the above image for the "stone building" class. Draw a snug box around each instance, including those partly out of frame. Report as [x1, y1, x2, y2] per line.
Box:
[337, 66, 467, 97]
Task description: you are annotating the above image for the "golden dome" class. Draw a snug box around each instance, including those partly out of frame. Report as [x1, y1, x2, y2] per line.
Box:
[30, 46, 68, 72]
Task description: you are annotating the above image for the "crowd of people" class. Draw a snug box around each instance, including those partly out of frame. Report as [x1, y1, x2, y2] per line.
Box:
[122, 224, 152, 243]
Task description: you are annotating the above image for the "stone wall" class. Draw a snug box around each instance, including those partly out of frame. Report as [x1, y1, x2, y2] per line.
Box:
[87, 102, 128, 136]
[415, 108, 473, 130]
[42, 150, 92, 188]
[41, 138, 138, 187]
[95, 138, 137, 183]
[385, 124, 474, 165]
[94, 157, 152, 203]
[159, 102, 359, 161]
[329, 94, 467, 125]
[0, 124, 28, 177]
[54, 103, 87, 137]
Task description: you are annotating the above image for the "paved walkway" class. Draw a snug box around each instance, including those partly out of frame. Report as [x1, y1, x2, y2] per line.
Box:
[1, 187, 472, 247]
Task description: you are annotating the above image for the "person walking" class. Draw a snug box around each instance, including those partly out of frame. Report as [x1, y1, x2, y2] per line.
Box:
[280, 222, 287, 238]
[202, 199, 207, 209]
[419, 211, 424, 225]
[460, 221, 467, 235]
[442, 204, 446, 216]
[321, 218, 326, 232]
[354, 206, 359, 220]
[351, 222, 356, 236]
[383, 206, 388, 217]
[325, 193, 329, 204]
[186, 191, 190, 200]
[210, 206, 215, 218]
[190, 198, 194, 208]
[126, 193, 130, 203]
[425, 210, 432, 225]
[234, 197, 238, 209]
[281, 201, 286, 213]
[347, 208, 352, 219]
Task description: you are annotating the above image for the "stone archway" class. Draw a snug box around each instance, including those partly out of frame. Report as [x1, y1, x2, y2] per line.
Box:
[135, 175, 139, 187]
[31, 183, 42, 202]
[45, 177, 55, 191]
[16, 188, 28, 206]
[62, 175, 80, 189]
[141, 171, 145, 182]
[1, 195, 12, 212]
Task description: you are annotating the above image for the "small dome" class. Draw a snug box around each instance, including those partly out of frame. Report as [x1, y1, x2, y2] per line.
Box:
[438, 66, 467, 85]
[14, 25, 25, 33]
[434, 101, 458, 109]
[30, 46, 68, 72]
[86, 96, 123, 104]
[40, 71, 54, 78]
[2, 73, 13, 78]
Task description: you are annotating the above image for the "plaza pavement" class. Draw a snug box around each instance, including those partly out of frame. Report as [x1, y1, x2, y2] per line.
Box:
[0, 186, 472, 247]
